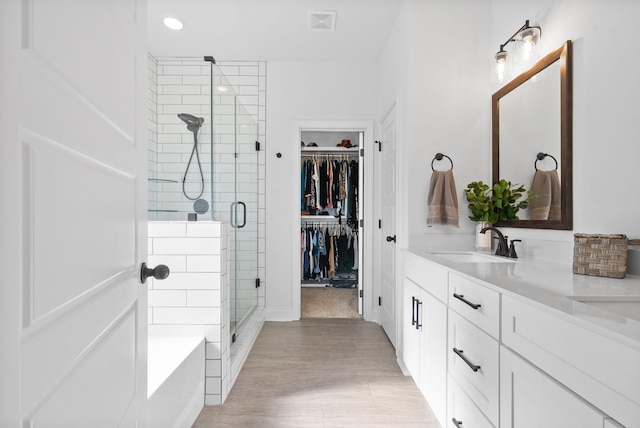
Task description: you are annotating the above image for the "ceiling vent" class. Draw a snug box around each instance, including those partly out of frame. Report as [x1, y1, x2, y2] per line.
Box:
[308, 10, 337, 32]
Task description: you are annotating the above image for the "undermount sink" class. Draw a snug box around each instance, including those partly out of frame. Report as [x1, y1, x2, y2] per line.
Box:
[430, 251, 517, 263]
[568, 295, 640, 321]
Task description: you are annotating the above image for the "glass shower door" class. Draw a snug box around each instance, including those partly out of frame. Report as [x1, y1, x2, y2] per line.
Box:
[230, 98, 259, 340]
[210, 64, 258, 343]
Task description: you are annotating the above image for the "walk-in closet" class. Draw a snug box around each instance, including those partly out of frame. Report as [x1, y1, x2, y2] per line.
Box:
[300, 130, 364, 318]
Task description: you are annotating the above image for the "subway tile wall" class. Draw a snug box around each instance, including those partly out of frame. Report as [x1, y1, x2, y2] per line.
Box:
[148, 221, 230, 405]
[148, 55, 159, 219]
[148, 56, 266, 310]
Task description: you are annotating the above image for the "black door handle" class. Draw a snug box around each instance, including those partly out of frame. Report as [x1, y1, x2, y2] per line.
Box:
[386, 235, 396, 242]
[140, 263, 170, 283]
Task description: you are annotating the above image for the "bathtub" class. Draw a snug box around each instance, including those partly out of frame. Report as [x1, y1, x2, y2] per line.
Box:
[148, 333, 205, 428]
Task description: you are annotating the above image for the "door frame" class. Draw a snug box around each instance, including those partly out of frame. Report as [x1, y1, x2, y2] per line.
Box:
[375, 102, 401, 347]
[0, 1, 21, 423]
[291, 120, 374, 321]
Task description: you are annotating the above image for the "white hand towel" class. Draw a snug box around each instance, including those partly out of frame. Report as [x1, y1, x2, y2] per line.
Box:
[427, 170, 459, 227]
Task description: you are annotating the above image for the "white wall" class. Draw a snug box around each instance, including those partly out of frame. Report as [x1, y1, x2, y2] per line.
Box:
[377, 0, 492, 247]
[491, 0, 640, 259]
[265, 61, 377, 320]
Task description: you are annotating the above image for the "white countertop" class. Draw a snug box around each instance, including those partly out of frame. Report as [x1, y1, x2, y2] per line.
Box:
[406, 247, 640, 349]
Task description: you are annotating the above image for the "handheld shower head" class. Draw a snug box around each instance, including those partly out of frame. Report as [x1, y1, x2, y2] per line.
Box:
[178, 113, 205, 133]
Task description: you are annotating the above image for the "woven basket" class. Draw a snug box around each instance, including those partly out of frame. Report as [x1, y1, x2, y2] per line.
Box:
[573, 234, 633, 278]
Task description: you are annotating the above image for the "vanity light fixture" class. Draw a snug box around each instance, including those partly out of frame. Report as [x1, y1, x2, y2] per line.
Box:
[492, 20, 541, 84]
[163, 17, 184, 31]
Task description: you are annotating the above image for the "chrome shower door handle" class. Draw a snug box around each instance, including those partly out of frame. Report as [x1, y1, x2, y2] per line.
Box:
[230, 202, 246, 229]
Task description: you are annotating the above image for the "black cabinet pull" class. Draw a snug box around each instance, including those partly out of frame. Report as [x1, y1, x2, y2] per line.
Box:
[411, 296, 417, 326]
[453, 293, 481, 310]
[452, 418, 464, 428]
[415, 299, 422, 329]
[453, 348, 481, 372]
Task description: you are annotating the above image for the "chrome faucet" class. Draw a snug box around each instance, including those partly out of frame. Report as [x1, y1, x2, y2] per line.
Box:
[480, 226, 519, 258]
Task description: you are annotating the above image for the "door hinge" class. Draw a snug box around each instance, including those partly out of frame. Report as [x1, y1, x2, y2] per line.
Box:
[378, 219, 382, 229]
[232, 333, 237, 343]
[359, 289, 363, 298]
[378, 296, 382, 306]
[359, 219, 364, 228]
[375, 140, 382, 151]
[360, 148, 364, 157]
[255, 141, 261, 151]
[255, 278, 260, 288]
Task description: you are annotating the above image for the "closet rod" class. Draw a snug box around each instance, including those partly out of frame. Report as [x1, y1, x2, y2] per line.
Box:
[301, 153, 358, 160]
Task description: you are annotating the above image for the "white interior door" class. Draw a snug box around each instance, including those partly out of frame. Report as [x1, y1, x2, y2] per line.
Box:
[0, 0, 148, 426]
[379, 106, 398, 347]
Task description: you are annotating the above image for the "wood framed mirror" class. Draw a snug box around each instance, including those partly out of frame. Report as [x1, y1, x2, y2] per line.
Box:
[492, 40, 573, 230]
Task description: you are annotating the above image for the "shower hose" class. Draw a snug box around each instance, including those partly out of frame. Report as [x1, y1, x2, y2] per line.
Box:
[182, 130, 205, 200]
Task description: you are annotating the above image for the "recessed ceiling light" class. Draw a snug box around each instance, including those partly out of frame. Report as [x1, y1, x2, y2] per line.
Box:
[163, 17, 183, 31]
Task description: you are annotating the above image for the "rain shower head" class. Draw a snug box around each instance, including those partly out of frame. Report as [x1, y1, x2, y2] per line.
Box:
[178, 113, 205, 133]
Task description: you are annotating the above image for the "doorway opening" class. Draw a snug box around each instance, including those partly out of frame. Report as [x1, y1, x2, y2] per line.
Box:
[295, 123, 374, 320]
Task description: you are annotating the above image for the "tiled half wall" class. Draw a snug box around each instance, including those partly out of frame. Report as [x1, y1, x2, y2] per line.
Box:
[148, 221, 231, 405]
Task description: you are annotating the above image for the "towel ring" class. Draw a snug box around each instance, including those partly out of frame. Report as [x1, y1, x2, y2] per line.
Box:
[534, 152, 558, 171]
[431, 153, 453, 171]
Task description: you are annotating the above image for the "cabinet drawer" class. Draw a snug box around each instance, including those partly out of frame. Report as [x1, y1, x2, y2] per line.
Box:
[502, 295, 640, 428]
[448, 273, 500, 339]
[447, 374, 495, 428]
[448, 309, 499, 425]
[404, 252, 448, 303]
[500, 346, 606, 428]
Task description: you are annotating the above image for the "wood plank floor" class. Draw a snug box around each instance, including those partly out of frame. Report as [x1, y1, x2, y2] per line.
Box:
[192, 319, 440, 427]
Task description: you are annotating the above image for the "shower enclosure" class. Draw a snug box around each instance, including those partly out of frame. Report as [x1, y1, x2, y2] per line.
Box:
[148, 57, 259, 342]
[208, 61, 260, 340]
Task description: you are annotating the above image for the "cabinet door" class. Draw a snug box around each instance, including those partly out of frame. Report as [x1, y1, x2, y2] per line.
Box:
[500, 346, 606, 428]
[448, 375, 495, 428]
[420, 291, 447, 426]
[402, 277, 422, 380]
[448, 310, 499, 425]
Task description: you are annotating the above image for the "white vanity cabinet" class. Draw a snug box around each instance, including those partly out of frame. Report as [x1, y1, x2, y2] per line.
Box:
[402, 253, 448, 426]
[447, 274, 500, 426]
[500, 345, 607, 428]
[401, 249, 640, 428]
[502, 294, 640, 428]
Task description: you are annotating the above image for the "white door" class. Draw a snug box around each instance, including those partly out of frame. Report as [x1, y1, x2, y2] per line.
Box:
[0, 0, 148, 426]
[379, 105, 397, 346]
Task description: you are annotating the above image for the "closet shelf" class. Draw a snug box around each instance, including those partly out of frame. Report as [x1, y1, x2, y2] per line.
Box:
[301, 147, 359, 153]
[301, 215, 343, 221]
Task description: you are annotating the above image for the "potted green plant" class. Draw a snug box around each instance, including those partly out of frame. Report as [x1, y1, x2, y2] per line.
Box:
[464, 179, 533, 249]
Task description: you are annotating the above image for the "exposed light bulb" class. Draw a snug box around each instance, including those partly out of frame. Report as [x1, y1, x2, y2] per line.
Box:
[521, 34, 535, 61]
[492, 50, 510, 84]
[514, 28, 540, 68]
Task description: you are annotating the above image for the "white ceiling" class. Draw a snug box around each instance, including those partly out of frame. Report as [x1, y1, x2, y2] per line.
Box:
[147, 0, 403, 62]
